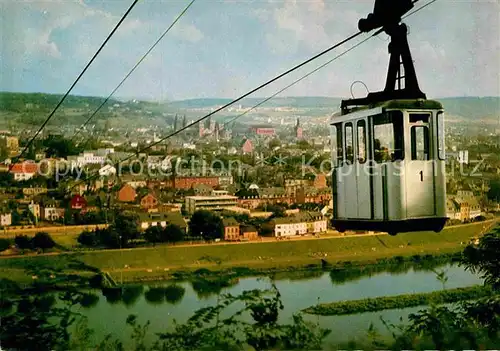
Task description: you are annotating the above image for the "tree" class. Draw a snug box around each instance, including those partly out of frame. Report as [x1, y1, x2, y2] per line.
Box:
[462, 225, 500, 290]
[155, 285, 330, 350]
[31, 232, 55, 250]
[269, 138, 281, 149]
[432, 269, 449, 290]
[11, 211, 21, 226]
[96, 228, 121, 249]
[188, 210, 223, 240]
[487, 179, 500, 203]
[77, 231, 99, 247]
[297, 140, 311, 150]
[144, 226, 163, 244]
[109, 211, 139, 247]
[22, 209, 36, 225]
[164, 224, 184, 242]
[14, 235, 32, 250]
[43, 135, 81, 158]
[0, 238, 11, 252]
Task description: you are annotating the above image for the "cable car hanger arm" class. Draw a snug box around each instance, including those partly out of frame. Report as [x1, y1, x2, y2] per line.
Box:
[342, 0, 426, 112]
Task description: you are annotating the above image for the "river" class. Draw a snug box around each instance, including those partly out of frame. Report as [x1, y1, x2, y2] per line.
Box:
[74, 262, 482, 347]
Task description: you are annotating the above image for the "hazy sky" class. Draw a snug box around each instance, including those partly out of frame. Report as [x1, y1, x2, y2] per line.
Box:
[1, 0, 499, 101]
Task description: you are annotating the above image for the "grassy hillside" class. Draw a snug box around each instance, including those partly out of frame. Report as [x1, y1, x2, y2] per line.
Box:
[0, 221, 494, 283]
[167, 96, 342, 109]
[1, 92, 497, 126]
[438, 97, 499, 120]
[0, 91, 119, 112]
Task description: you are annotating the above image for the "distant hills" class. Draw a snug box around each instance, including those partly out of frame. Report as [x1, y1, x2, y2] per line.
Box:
[0, 92, 498, 124]
[166, 96, 343, 109]
[437, 97, 499, 120]
[168, 96, 499, 120]
[0, 91, 121, 112]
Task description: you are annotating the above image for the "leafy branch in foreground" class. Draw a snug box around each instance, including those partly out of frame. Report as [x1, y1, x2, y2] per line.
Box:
[462, 225, 500, 291]
[148, 284, 330, 351]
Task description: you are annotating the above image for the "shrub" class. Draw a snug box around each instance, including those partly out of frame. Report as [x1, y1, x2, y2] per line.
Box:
[77, 231, 98, 247]
[14, 235, 32, 250]
[97, 228, 121, 249]
[32, 232, 56, 250]
[0, 238, 11, 252]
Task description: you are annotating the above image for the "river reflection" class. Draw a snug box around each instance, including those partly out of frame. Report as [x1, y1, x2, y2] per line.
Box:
[72, 261, 483, 346]
[81, 259, 477, 309]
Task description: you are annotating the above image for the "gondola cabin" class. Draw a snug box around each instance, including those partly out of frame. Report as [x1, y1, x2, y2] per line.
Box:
[330, 99, 447, 235]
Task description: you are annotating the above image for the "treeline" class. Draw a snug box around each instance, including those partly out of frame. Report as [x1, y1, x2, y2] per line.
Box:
[329, 253, 462, 285]
[0, 92, 118, 113]
[77, 223, 185, 249]
[0, 232, 56, 252]
[303, 285, 494, 316]
[76, 210, 223, 250]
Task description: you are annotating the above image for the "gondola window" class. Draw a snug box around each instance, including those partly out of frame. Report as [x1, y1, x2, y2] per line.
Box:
[345, 122, 354, 164]
[357, 120, 367, 163]
[411, 126, 430, 160]
[437, 111, 445, 160]
[331, 124, 343, 167]
[373, 111, 404, 163]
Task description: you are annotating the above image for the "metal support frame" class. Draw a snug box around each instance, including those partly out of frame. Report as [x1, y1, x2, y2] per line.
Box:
[341, 22, 426, 113]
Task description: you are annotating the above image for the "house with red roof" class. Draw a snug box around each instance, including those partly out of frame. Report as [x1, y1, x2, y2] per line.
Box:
[9, 162, 38, 181]
[70, 194, 87, 210]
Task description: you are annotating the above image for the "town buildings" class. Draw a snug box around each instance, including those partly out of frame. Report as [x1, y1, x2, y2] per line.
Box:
[10, 163, 38, 181]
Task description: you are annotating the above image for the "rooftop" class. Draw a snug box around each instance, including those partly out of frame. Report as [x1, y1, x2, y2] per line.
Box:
[186, 195, 238, 200]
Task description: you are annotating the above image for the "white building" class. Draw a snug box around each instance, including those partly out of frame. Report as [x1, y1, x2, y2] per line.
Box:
[271, 212, 327, 237]
[99, 165, 116, 176]
[147, 156, 172, 170]
[458, 150, 469, 164]
[29, 201, 41, 219]
[0, 212, 12, 227]
[69, 149, 114, 167]
[43, 207, 64, 221]
[273, 218, 308, 237]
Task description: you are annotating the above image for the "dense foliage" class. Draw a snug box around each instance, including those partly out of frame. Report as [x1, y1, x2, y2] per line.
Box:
[462, 225, 500, 290]
[31, 232, 56, 250]
[76, 211, 139, 249]
[144, 224, 184, 243]
[0, 238, 11, 252]
[11, 232, 56, 251]
[188, 210, 223, 240]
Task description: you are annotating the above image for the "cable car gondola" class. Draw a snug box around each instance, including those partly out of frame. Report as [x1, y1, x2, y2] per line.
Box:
[330, 0, 447, 236]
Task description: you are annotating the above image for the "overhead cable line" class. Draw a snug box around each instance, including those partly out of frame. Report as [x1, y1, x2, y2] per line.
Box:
[73, 0, 197, 147]
[13, 0, 141, 165]
[72, 0, 438, 190]
[222, 0, 438, 128]
[116, 31, 362, 153]
[222, 32, 382, 128]
[68, 30, 362, 191]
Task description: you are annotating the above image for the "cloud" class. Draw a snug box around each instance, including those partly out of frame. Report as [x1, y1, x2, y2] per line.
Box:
[254, 0, 363, 55]
[173, 23, 204, 43]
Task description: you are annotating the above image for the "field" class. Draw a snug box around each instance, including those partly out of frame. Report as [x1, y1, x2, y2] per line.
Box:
[0, 221, 495, 283]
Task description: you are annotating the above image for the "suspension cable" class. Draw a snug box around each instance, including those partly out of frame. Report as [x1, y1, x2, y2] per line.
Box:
[221, 0, 439, 128]
[72, 0, 197, 148]
[69, 0, 439, 190]
[13, 0, 141, 165]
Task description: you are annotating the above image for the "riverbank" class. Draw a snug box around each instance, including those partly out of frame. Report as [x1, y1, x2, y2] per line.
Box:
[303, 285, 493, 316]
[0, 220, 494, 284]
